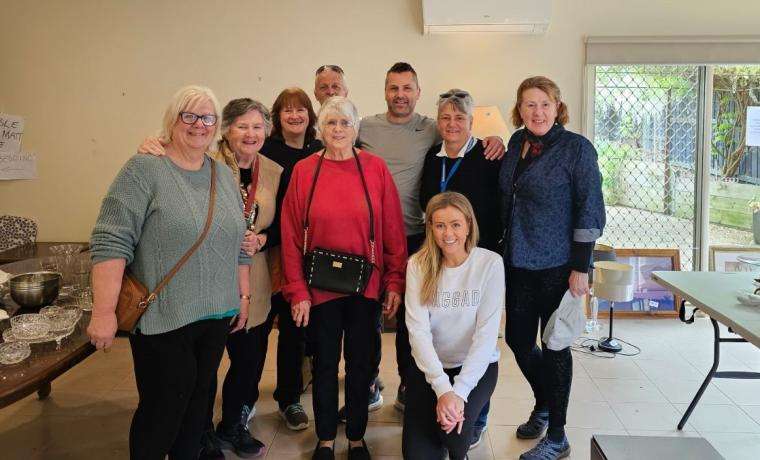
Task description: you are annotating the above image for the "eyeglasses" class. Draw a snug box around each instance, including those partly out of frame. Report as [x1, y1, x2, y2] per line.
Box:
[316, 64, 344, 75]
[439, 90, 470, 99]
[179, 112, 218, 126]
[325, 119, 354, 129]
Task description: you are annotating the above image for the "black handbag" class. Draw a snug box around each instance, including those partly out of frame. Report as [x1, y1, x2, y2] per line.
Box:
[302, 148, 376, 295]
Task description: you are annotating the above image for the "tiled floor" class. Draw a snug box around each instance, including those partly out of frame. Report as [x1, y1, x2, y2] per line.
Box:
[2, 317, 760, 459]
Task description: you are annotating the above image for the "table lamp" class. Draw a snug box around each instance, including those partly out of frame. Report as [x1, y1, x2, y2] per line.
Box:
[472, 106, 509, 139]
[593, 261, 634, 353]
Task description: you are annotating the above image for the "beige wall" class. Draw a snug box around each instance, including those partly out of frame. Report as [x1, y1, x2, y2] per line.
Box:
[2, 0, 759, 241]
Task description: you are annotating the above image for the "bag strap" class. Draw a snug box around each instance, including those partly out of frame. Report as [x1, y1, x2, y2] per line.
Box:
[141, 160, 217, 307]
[303, 148, 375, 264]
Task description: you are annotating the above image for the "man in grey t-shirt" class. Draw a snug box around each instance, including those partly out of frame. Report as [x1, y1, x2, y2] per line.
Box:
[357, 63, 504, 423]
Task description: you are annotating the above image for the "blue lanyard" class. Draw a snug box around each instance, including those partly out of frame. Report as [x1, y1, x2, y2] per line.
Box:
[439, 137, 475, 192]
[440, 157, 464, 192]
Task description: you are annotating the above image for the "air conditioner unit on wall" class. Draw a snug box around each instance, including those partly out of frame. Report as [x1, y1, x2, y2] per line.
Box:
[421, 0, 551, 34]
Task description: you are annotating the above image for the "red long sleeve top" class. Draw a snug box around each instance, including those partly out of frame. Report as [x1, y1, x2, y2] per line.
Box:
[280, 150, 408, 307]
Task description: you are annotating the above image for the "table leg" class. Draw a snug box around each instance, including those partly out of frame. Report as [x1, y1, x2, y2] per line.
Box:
[678, 318, 720, 430]
[37, 381, 52, 400]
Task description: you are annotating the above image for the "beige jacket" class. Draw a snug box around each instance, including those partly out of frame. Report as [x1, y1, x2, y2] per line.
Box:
[209, 141, 283, 328]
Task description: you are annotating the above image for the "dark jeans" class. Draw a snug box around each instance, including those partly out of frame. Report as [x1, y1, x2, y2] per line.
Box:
[209, 293, 306, 430]
[505, 265, 573, 437]
[129, 319, 228, 460]
[402, 360, 498, 460]
[309, 295, 381, 441]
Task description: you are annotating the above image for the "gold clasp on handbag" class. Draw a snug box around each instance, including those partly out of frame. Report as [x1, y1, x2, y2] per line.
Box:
[332, 261, 343, 269]
[139, 293, 157, 309]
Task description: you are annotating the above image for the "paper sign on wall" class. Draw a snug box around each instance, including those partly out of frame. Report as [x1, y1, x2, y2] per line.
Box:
[0, 113, 36, 180]
[0, 113, 24, 154]
[0, 150, 37, 179]
[748, 106, 760, 147]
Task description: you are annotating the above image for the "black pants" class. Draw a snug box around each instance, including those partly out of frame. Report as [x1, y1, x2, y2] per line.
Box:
[128, 319, 228, 460]
[505, 265, 573, 437]
[402, 361, 498, 460]
[374, 232, 425, 386]
[209, 293, 305, 430]
[309, 295, 381, 441]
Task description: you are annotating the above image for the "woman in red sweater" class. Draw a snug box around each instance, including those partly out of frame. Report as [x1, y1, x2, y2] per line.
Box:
[280, 96, 407, 460]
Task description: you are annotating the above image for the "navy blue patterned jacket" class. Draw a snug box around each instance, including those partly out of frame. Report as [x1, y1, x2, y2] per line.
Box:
[499, 126, 605, 270]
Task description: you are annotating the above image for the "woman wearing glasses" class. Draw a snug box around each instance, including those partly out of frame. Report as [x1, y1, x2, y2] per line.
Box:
[88, 85, 251, 459]
[280, 97, 407, 460]
[403, 191, 504, 460]
[500, 76, 605, 460]
[418, 89, 503, 449]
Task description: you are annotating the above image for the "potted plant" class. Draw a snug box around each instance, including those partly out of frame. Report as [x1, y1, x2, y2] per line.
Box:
[750, 201, 760, 244]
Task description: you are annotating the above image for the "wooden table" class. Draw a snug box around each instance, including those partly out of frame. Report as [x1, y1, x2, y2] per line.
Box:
[651, 270, 760, 430]
[0, 254, 95, 408]
[0, 242, 88, 264]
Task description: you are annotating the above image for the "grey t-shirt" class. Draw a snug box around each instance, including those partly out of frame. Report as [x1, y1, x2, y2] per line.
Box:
[358, 113, 440, 236]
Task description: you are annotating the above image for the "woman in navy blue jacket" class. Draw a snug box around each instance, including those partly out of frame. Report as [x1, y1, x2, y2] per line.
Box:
[499, 76, 605, 460]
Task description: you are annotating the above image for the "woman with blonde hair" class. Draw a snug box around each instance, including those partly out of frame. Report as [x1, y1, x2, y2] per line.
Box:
[88, 85, 251, 459]
[402, 192, 504, 460]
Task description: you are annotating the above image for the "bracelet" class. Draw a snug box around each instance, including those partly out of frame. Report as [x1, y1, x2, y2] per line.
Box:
[240, 294, 251, 301]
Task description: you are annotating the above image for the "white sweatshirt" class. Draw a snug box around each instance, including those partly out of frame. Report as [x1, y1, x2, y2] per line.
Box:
[405, 247, 505, 401]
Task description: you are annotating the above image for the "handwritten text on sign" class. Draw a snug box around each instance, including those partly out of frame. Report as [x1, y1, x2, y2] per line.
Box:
[0, 150, 37, 179]
[0, 113, 24, 154]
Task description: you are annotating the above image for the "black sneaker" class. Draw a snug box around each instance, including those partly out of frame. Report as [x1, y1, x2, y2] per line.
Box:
[469, 424, 487, 450]
[519, 435, 571, 460]
[347, 439, 371, 460]
[312, 443, 335, 460]
[393, 385, 406, 412]
[198, 430, 225, 460]
[516, 409, 549, 439]
[280, 403, 309, 431]
[216, 422, 265, 458]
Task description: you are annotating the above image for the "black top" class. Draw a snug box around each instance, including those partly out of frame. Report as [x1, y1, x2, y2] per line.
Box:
[259, 135, 323, 250]
[419, 140, 503, 252]
[239, 167, 252, 188]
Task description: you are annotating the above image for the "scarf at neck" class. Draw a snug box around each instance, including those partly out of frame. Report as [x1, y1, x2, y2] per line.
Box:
[524, 123, 564, 158]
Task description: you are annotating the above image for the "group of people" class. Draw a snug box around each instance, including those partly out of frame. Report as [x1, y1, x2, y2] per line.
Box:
[87, 62, 605, 460]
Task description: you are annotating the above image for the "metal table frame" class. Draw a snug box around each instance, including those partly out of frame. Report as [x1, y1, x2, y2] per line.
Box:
[676, 299, 760, 429]
[652, 270, 760, 431]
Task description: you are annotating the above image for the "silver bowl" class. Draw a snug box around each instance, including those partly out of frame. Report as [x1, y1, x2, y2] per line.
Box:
[9, 271, 61, 310]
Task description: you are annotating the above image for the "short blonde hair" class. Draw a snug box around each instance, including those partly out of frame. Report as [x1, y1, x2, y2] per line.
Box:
[511, 76, 569, 129]
[317, 96, 360, 140]
[158, 85, 222, 148]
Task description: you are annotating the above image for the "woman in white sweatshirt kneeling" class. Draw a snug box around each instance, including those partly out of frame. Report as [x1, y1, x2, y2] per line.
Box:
[402, 192, 505, 460]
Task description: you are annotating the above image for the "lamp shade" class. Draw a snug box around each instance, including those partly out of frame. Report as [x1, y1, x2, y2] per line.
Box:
[593, 261, 635, 302]
[472, 106, 509, 139]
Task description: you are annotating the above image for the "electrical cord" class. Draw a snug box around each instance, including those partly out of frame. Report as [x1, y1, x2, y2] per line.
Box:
[571, 336, 641, 358]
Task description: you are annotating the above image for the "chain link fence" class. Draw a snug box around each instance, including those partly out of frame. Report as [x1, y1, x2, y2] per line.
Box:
[593, 65, 700, 270]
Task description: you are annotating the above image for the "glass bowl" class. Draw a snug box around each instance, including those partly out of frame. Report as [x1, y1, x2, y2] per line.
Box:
[0, 341, 31, 365]
[10, 313, 51, 340]
[40, 305, 82, 333]
[49, 244, 84, 255]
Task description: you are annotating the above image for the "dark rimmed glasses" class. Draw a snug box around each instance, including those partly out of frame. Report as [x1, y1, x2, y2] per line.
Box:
[315, 64, 344, 75]
[179, 112, 218, 126]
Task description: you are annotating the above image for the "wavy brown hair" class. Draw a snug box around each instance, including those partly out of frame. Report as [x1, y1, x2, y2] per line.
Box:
[510, 76, 569, 129]
[411, 192, 479, 305]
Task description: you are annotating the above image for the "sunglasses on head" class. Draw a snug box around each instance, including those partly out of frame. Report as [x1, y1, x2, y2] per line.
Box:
[315, 64, 344, 75]
[439, 90, 470, 99]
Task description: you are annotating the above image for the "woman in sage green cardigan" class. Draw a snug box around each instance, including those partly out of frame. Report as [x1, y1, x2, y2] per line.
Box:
[87, 85, 251, 460]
